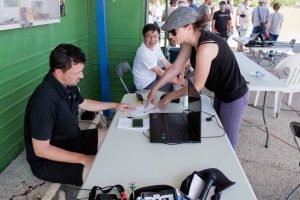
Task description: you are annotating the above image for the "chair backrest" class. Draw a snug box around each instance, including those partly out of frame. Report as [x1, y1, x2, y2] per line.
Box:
[290, 122, 300, 152]
[274, 53, 300, 91]
[116, 62, 134, 93]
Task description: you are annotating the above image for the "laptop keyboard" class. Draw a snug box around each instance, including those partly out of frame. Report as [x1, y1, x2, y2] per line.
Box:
[165, 114, 190, 140]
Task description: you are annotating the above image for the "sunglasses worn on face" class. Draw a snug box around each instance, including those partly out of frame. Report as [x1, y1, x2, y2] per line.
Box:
[167, 24, 189, 36]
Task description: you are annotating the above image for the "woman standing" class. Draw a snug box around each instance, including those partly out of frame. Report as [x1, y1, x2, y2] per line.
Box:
[147, 7, 249, 150]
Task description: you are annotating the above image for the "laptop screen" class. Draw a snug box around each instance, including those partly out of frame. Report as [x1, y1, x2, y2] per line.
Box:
[187, 78, 201, 140]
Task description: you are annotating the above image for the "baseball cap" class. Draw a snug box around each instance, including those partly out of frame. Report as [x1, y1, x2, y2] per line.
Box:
[161, 7, 200, 31]
[219, 1, 226, 5]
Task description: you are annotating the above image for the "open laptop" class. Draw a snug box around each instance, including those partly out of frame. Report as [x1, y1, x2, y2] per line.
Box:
[149, 78, 201, 143]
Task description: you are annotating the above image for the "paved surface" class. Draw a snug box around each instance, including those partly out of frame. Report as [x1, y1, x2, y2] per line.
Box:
[1, 53, 300, 200]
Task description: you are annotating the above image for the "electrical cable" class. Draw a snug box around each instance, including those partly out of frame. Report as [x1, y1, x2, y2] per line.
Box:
[201, 110, 226, 138]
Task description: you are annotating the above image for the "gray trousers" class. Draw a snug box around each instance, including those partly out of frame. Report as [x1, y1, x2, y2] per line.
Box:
[214, 91, 249, 150]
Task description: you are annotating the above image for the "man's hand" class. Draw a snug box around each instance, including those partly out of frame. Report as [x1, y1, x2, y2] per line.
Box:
[115, 103, 135, 111]
[81, 155, 95, 168]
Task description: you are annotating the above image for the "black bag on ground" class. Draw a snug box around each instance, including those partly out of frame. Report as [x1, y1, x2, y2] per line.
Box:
[245, 33, 266, 47]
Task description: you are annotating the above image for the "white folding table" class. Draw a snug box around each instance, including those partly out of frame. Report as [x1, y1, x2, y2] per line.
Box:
[77, 93, 256, 200]
[235, 52, 286, 147]
[233, 37, 293, 66]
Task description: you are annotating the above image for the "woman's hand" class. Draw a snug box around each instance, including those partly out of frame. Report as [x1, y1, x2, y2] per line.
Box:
[157, 93, 172, 109]
[171, 74, 185, 85]
[147, 89, 157, 106]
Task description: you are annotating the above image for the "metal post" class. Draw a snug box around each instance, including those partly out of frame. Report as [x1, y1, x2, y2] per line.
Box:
[96, 0, 111, 117]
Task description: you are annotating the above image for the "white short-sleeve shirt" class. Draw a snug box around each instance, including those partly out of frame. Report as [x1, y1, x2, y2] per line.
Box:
[236, 3, 251, 27]
[269, 12, 283, 35]
[133, 43, 165, 90]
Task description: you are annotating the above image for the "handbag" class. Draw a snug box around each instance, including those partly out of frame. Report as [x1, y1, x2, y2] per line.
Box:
[129, 185, 178, 200]
[245, 33, 266, 47]
[88, 185, 127, 200]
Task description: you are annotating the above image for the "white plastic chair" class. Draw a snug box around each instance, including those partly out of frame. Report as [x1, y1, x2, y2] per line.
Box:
[116, 62, 135, 93]
[253, 53, 300, 111]
[287, 122, 300, 200]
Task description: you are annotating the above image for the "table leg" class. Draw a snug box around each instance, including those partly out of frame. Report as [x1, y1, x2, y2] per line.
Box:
[262, 91, 270, 148]
[252, 50, 260, 64]
[274, 91, 283, 118]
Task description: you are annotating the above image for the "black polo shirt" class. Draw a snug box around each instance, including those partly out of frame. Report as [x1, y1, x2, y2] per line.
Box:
[213, 10, 231, 38]
[24, 73, 84, 163]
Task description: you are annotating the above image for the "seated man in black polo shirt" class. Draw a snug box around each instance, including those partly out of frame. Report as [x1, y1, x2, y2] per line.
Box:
[24, 43, 133, 186]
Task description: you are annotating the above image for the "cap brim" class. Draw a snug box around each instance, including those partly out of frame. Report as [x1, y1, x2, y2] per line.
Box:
[161, 21, 173, 31]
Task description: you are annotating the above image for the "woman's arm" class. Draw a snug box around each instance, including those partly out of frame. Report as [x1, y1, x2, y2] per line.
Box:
[154, 42, 219, 109]
[192, 42, 218, 92]
[147, 43, 192, 103]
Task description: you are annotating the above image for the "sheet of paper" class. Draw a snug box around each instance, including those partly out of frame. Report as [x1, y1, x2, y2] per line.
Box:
[117, 117, 149, 131]
[128, 104, 161, 117]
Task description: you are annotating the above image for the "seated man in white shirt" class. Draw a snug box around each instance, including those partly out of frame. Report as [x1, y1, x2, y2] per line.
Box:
[133, 23, 183, 92]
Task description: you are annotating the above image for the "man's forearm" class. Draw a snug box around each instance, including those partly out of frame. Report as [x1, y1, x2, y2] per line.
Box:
[33, 141, 89, 166]
[79, 99, 117, 112]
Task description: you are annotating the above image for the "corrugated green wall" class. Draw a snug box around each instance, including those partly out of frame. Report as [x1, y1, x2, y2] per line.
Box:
[106, 0, 145, 102]
[0, 0, 97, 172]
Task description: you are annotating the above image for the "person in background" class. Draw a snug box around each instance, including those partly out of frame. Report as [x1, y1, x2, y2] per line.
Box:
[147, 7, 249, 150]
[187, 0, 198, 9]
[225, 0, 234, 15]
[197, 0, 215, 31]
[236, 0, 251, 51]
[251, 0, 270, 35]
[162, 0, 177, 22]
[267, 3, 283, 41]
[162, 0, 178, 46]
[24, 44, 133, 186]
[178, 0, 188, 7]
[212, 1, 232, 40]
[133, 23, 183, 92]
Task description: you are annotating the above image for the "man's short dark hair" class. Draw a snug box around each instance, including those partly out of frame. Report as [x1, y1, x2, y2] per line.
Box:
[220, 1, 226, 5]
[142, 23, 161, 36]
[49, 43, 86, 73]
